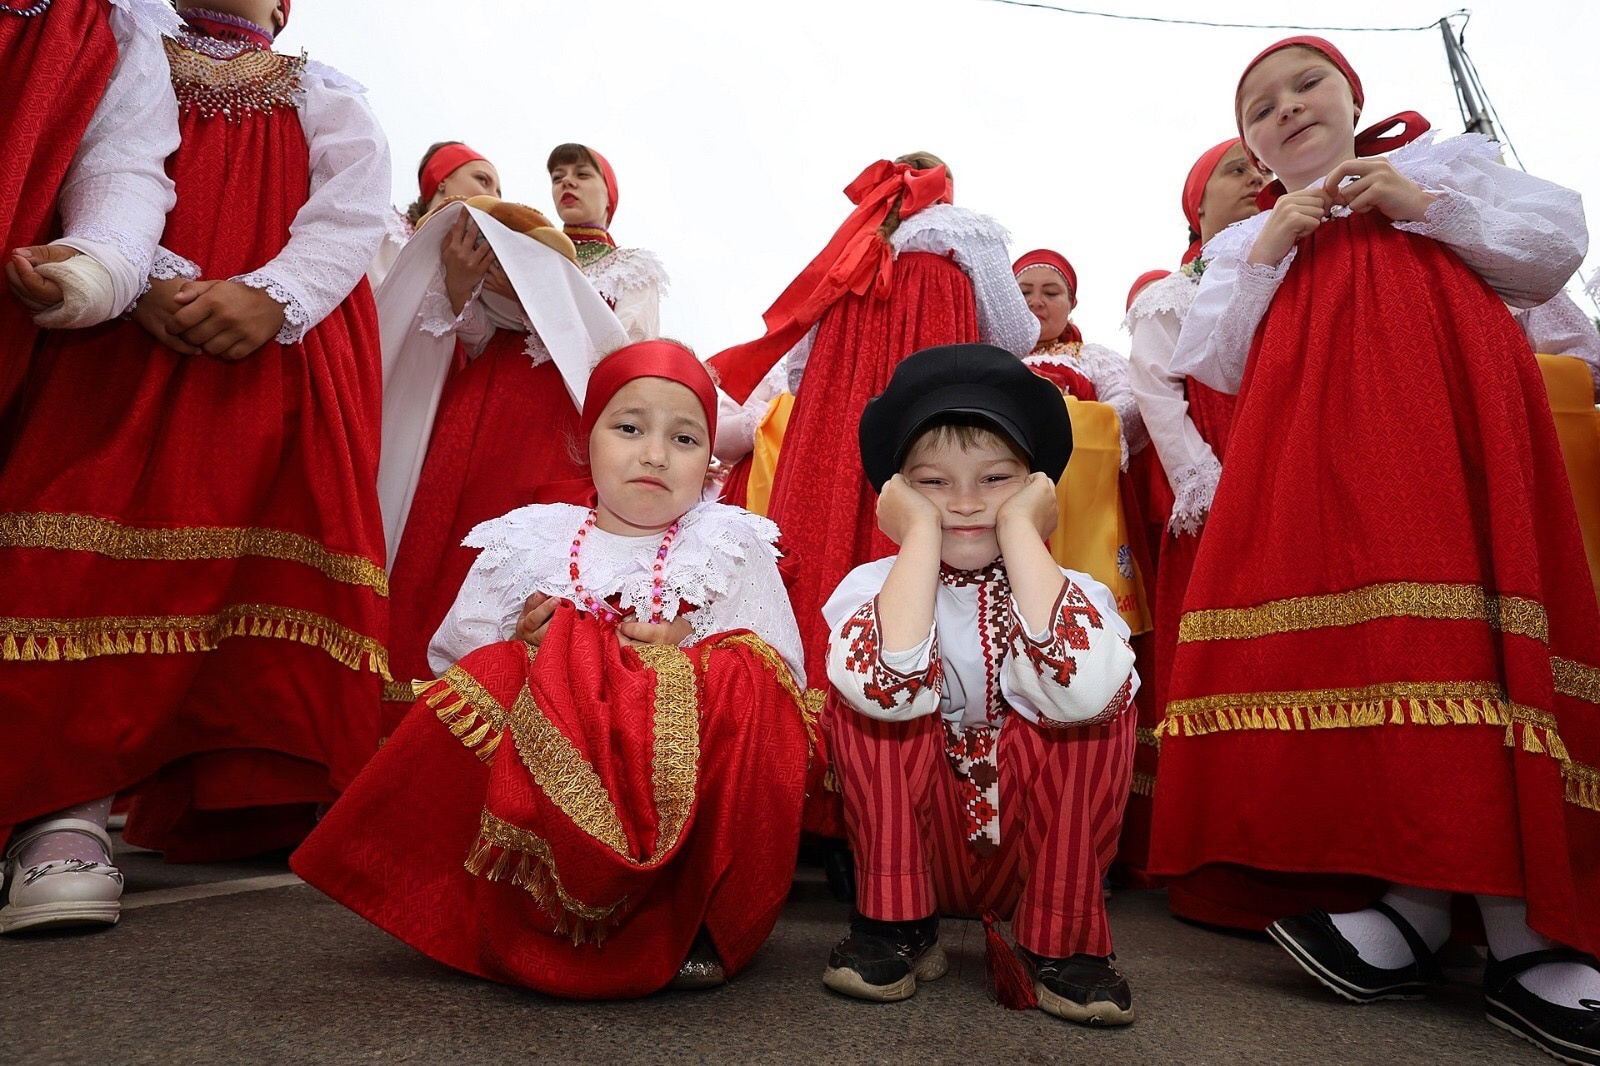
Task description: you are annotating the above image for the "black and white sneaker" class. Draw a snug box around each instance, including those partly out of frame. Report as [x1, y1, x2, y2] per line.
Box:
[822, 913, 946, 1002]
[1484, 948, 1600, 1065]
[1267, 903, 1444, 1003]
[1024, 950, 1135, 1026]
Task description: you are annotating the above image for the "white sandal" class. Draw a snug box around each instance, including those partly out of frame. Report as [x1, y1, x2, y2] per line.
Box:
[0, 818, 123, 934]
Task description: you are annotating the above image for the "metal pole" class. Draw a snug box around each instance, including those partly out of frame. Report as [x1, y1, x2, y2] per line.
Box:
[1440, 17, 1498, 140]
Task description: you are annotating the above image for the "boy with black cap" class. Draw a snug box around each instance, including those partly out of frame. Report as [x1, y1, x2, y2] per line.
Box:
[820, 343, 1140, 1025]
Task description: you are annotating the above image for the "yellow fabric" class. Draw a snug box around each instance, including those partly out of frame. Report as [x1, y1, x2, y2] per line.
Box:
[1537, 353, 1600, 607]
[1051, 398, 1151, 634]
[745, 392, 794, 518]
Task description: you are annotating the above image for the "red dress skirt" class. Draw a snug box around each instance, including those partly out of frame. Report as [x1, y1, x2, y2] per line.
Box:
[1149, 212, 1600, 954]
[383, 335, 586, 736]
[0, 1, 117, 452]
[0, 66, 387, 861]
[292, 608, 813, 998]
[765, 251, 979, 837]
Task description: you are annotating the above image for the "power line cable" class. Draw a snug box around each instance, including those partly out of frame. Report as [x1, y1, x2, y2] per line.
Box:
[978, 0, 1467, 33]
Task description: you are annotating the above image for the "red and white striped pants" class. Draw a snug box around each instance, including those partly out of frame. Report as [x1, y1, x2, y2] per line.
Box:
[824, 700, 1136, 958]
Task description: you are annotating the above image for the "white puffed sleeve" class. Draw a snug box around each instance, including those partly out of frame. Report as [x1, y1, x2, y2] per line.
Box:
[416, 266, 493, 355]
[824, 560, 945, 724]
[232, 61, 391, 343]
[891, 204, 1039, 357]
[1127, 275, 1223, 533]
[1169, 212, 1289, 394]
[715, 358, 787, 463]
[1513, 292, 1600, 397]
[51, 0, 182, 317]
[683, 511, 806, 687]
[586, 248, 667, 342]
[1076, 341, 1148, 467]
[1388, 133, 1587, 309]
[1001, 574, 1137, 728]
[427, 549, 523, 675]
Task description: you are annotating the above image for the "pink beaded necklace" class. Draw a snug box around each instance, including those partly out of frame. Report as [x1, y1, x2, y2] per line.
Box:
[568, 510, 680, 625]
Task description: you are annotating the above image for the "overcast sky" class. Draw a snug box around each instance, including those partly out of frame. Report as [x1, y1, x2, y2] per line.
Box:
[282, 0, 1600, 356]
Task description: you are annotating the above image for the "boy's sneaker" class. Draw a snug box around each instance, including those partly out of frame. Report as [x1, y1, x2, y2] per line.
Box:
[1023, 949, 1135, 1026]
[822, 913, 946, 1002]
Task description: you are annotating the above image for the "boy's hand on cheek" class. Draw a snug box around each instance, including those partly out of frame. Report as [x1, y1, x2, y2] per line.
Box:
[997, 472, 1059, 541]
[876, 474, 941, 546]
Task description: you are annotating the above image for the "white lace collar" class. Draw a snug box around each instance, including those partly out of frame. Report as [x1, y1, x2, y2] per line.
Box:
[462, 500, 780, 623]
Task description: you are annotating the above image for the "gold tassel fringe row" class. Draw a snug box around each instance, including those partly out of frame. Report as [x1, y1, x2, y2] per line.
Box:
[1157, 685, 1599, 814]
[425, 682, 504, 764]
[464, 811, 626, 946]
[1178, 582, 1548, 645]
[0, 512, 388, 594]
[1, 604, 389, 678]
[382, 680, 417, 704]
[1130, 771, 1156, 798]
[1136, 727, 1161, 751]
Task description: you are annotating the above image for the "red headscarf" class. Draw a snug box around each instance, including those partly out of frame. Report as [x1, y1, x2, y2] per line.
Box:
[1182, 139, 1242, 264]
[1013, 249, 1082, 346]
[585, 147, 620, 226]
[707, 159, 953, 402]
[1235, 36, 1429, 208]
[420, 144, 489, 201]
[1126, 269, 1172, 312]
[279, 0, 290, 28]
[581, 340, 719, 456]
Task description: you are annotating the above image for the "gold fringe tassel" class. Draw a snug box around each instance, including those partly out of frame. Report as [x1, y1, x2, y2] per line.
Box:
[0, 604, 389, 679]
[1130, 772, 1157, 798]
[464, 812, 628, 946]
[418, 675, 505, 763]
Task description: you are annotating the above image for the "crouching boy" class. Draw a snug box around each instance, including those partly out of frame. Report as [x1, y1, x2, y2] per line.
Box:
[820, 343, 1140, 1025]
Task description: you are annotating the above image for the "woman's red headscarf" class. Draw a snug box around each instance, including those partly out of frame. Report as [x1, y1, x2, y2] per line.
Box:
[1013, 249, 1082, 346]
[707, 159, 953, 402]
[420, 144, 490, 201]
[1181, 139, 1242, 264]
[585, 147, 620, 226]
[1236, 36, 1429, 208]
[581, 340, 718, 456]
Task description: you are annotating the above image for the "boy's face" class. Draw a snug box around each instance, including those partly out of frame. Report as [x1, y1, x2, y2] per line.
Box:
[900, 431, 1030, 571]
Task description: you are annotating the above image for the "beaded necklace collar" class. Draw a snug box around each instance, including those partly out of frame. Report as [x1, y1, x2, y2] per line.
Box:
[2, 0, 55, 18]
[181, 9, 274, 50]
[565, 224, 616, 268]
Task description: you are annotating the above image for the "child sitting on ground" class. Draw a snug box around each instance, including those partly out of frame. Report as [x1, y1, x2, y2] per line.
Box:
[821, 342, 1141, 1025]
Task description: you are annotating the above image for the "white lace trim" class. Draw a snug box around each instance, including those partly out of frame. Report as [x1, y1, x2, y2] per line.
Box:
[109, 0, 184, 37]
[891, 203, 1037, 357]
[71, 223, 155, 282]
[889, 202, 1012, 250]
[381, 207, 412, 248]
[418, 271, 483, 338]
[1384, 131, 1499, 191]
[150, 248, 201, 282]
[1124, 271, 1198, 328]
[462, 501, 782, 631]
[233, 271, 310, 344]
[584, 247, 669, 303]
[1167, 453, 1223, 536]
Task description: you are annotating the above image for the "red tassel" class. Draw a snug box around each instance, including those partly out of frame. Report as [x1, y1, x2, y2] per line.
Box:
[983, 910, 1039, 1010]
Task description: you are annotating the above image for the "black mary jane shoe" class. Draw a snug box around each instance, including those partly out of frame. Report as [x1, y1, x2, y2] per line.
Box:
[1266, 902, 1444, 1004]
[1484, 948, 1600, 1065]
[668, 929, 727, 991]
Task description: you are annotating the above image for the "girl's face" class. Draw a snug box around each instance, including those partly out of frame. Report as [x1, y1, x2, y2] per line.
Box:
[1238, 47, 1358, 190]
[550, 157, 609, 228]
[1198, 144, 1266, 239]
[1016, 266, 1074, 344]
[589, 377, 710, 536]
[431, 159, 500, 210]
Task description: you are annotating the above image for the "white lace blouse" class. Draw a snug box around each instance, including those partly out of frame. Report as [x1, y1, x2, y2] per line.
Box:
[1513, 291, 1600, 397]
[429, 501, 805, 686]
[787, 204, 1040, 391]
[149, 54, 392, 344]
[1023, 340, 1149, 470]
[1125, 268, 1224, 533]
[1171, 133, 1588, 395]
[50, 0, 182, 318]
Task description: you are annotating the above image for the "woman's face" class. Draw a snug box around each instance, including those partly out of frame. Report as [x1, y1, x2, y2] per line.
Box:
[1017, 266, 1074, 344]
[1198, 144, 1266, 239]
[550, 157, 609, 228]
[429, 159, 500, 211]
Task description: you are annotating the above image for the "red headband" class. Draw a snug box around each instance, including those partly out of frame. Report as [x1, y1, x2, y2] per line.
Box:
[586, 147, 620, 226]
[1127, 269, 1171, 312]
[1182, 139, 1241, 263]
[279, 0, 289, 28]
[581, 341, 718, 456]
[707, 158, 953, 403]
[1013, 249, 1077, 300]
[420, 144, 490, 201]
[1235, 36, 1364, 168]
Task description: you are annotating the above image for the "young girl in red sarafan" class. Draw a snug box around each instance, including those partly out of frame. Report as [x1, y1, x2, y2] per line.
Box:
[1149, 36, 1600, 1065]
[293, 340, 815, 998]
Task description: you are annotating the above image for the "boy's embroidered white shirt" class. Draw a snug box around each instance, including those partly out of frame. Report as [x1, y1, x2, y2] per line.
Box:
[1126, 269, 1224, 534]
[1170, 133, 1588, 395]
[430, 501, 804, 685]
[823, 558, 1137, 730]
